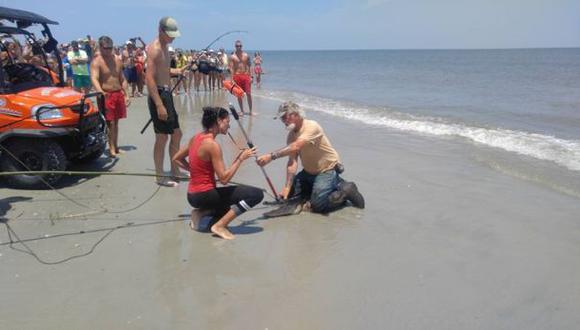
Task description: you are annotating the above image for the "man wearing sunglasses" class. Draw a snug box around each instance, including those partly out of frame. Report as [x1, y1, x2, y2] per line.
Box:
[229, 40, 254, 115]
[91, 36, 130, 158]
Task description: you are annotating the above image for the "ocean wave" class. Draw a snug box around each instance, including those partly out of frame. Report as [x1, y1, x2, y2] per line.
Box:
[255, 89, 580, 172]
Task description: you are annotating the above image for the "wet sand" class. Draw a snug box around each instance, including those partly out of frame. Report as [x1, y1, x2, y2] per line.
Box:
[1, 91, 580, 329]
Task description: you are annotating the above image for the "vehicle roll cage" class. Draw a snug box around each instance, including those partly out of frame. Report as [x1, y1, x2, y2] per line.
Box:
[0, 6, 64, 87]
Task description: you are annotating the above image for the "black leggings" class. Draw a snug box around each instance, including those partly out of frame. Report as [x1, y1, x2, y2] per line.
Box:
[187, 185, 264, 219]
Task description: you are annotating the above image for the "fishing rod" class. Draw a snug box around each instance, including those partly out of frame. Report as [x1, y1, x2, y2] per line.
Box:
[228, 103, 280, 202]
[203, 30, 248, 51]
[140, 30, 249, 134]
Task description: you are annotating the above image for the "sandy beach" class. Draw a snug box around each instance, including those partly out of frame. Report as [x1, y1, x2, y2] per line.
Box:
[1, 91, 580, 329]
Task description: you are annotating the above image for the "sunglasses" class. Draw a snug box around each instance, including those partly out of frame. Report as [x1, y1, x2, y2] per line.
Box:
[101, 46, 113, 50]
[235, 45, 242, 48]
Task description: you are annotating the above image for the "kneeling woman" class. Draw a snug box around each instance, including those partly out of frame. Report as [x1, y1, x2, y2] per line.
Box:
[173, 107, 264, 240]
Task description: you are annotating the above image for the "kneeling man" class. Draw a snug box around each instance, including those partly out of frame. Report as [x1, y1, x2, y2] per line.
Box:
[257, 101, 365, 213]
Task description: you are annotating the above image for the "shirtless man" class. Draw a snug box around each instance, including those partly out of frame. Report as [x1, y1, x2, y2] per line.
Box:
[146, 17, 185, 187]
[122, 41, 138, 97]
[229, 40, 254, 115]
[90, 36, 130, 158]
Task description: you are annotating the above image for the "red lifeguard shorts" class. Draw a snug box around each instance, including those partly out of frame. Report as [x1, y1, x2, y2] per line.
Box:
[104, 90, 127, 121]
[233, 73, 251, 94]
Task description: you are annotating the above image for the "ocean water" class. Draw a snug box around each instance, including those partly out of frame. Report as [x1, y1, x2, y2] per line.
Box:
[253, 49, 580, 174]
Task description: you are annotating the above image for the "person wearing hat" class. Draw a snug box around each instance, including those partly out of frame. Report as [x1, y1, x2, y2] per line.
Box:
[60, 44, 73, 86]
[122, 40, 138, 97]
[218, 48, 228, 86]
[256, 101, 365, 213]
[145, 16, 186, 187]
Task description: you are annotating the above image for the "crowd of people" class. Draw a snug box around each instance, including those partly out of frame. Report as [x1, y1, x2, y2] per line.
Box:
[1, 32, 264, 99]
[3, 16, 364, 240]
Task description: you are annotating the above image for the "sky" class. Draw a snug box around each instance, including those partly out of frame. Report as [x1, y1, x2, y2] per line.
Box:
[3, 0, 580, 51]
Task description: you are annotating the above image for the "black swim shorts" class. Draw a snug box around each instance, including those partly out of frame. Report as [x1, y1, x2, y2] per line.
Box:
[147, 87, 180, 134]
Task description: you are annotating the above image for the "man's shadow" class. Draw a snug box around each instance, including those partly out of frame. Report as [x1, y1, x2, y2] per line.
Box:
[52, 144, 139, 187]
[0, 196, 33, 223]
[57, 156, 120, 187]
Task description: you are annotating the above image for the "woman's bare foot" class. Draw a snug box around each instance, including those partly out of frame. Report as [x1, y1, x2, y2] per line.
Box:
[210, 225, 235, 240]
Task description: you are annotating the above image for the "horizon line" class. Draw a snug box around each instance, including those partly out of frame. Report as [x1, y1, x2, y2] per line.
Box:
[250, 46, 580, 52]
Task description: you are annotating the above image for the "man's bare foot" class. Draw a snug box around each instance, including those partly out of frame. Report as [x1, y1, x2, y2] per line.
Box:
[211, 225, 235, 240]
[172, 170, 189, 182]
[190, 209, 211, 231]
[115, 149, 125, 155]
[109, 150, 117, 158]
[250, 111, 257, 116]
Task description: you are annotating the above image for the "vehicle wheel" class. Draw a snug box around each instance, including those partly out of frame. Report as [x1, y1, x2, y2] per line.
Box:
[0, 139, 67, 189]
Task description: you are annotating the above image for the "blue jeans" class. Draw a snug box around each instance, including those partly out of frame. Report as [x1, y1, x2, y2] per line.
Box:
[290, 169, 344, 213]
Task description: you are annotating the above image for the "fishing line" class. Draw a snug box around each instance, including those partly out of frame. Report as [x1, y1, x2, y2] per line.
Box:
[1, 217, 185, 265]
[4, 221, 116, 265]
[203, 30, 248, 51]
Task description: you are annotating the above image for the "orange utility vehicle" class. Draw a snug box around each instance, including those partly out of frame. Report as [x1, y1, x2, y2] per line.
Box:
[0, 7, 106, 189]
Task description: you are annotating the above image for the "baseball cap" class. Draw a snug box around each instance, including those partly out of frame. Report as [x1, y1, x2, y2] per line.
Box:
[159, 17, 181, 38]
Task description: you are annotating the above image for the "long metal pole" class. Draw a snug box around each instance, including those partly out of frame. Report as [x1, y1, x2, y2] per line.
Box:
[228, 104, 280, 201]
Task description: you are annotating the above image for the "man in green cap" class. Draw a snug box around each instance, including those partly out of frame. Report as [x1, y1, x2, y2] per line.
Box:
[145, 17, 186, 187]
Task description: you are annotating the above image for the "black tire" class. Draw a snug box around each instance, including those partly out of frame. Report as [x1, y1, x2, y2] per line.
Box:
[0, 139, 67, 189]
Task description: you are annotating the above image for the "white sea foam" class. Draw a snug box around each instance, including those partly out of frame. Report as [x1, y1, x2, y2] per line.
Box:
[256, 90, 580, 172]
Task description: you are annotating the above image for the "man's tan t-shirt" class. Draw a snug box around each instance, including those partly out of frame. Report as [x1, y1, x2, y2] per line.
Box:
[287, 119, 340, 175]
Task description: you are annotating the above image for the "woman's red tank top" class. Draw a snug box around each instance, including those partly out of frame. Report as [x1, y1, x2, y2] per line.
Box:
[188, 133, 216, 193]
